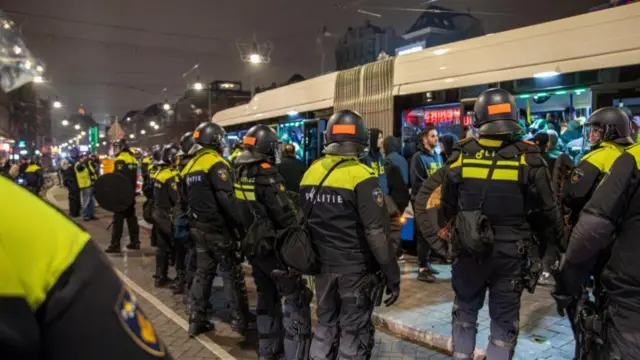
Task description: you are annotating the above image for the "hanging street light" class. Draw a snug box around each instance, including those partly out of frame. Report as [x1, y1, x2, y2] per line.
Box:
[61, 119, 69, 126]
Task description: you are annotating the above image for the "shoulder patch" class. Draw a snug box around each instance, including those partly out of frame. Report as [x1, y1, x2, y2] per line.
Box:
[115, 287, 165, 357]
[217, 168, 229, 181]
[372, 188, 384, 207]
[570, 168, 585, 183]
[280, 184, 286, 192]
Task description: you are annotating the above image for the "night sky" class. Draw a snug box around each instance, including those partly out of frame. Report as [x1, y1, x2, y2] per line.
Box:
[1, 0, 604, 123]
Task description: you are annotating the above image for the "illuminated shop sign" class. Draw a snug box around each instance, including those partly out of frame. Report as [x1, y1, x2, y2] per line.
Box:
[423, 106, 473, 127]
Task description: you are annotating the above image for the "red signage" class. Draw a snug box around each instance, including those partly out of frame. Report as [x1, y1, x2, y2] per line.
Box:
[423, 106, 473, 127]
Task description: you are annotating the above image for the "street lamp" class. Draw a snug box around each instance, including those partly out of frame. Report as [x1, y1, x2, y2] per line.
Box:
[162, 102, 171, 111]
[74, 124, 80, 130]
[33, 76, 44, 83]
[154, 125, 159, 130]
[53, 100, 62, 108]
[249, 53, 262, 64]
[126, 117, 131, 121]
[193, 82, 204, 90]
[129, 134, 135, 139]
[149, 121, 156, 127]
[102, 141, 107, 145]
[140, 130, 146, 135]
[61, 119, 69, 126]
[81, 131, 86, 136]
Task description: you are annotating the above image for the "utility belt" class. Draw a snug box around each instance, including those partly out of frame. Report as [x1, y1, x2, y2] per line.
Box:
[513, 237, 543, 294]
[574, 293, 607, 359]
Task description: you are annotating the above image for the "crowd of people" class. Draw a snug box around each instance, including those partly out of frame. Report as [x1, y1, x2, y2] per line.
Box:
[6, 87, 640, 359]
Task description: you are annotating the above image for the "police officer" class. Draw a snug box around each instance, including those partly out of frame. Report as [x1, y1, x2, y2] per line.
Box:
[228, 139, 242, 164]
[152, 144, 181, 287]
[24, 155, 43, 195]
[563, 107, 634, 246]
[553, 110, 640, 358]
[302, 110, 401, 359]
[234, 125, 312, 360]
[144, 146, 163, 254]
[179, 122, 249, 336]
[440, 88, 563, 359]
[0, 176, 172, 359]
[75, 153, 96, 221]
[106, 138, 141, 253]
[173, 132, 198, 295]
[64, 147, 82, 217]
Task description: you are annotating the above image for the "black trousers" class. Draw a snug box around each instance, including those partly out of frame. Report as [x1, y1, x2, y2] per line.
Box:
[598, 305, 640, 360]
[68, 187, 81, 217]
[110, 203, 139, 246]
[310, 272, 376, 360]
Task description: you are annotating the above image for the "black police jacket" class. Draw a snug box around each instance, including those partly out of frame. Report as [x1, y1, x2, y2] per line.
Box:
[561, 143, 640, 318]
[563, 141, 625, 225]
[153, 166, 179, 211]
[235, 161, 297, 232]
[276, 155, 306, 194]
[0, 176, 171, 359]
[178, 148, 243, 234]
[300, 155, 400, 283]
[441, 137, 563, 257]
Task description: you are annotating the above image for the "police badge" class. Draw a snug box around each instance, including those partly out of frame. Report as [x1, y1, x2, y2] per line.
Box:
[217, 169, 229, 181]
[372, 188, 384, 207]
[115, 287, 165, 357]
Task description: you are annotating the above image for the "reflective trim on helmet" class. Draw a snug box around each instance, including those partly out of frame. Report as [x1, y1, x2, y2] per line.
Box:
[193, 130, 200, 139]
[244, 136, 257, 145]
[332, 124, 356, 135]
[487, 103, 512, 115]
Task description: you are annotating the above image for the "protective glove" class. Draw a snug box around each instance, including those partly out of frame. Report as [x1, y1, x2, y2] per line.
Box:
[384, 281, 400, 307]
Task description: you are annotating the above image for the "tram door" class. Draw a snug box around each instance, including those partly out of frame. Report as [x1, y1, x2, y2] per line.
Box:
[302, 119, 326, 167]
[460, 98, 477, 138]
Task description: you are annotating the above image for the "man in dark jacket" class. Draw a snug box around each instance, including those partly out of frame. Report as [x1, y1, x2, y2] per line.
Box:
[410, 125, 443, 282]
[277, 143, 306, 193]
[362, 128, 388, 194]
[414, 133, 458, 265]
[383, 136, 410, 259]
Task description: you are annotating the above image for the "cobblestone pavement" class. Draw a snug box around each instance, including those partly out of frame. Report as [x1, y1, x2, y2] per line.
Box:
[47, 186, 450, 359]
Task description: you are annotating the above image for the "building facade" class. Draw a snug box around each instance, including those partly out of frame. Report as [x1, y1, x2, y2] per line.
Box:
[396, 5, 485, 55]
[335, 21, 403, 71]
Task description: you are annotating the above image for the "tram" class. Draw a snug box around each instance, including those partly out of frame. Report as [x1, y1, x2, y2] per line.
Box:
[213, 3, 640, 242]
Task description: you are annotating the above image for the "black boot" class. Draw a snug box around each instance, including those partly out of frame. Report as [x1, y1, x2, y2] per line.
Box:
[172, 272, 186, 294]
[105, 244, 121, 254]
[154, 276, 172, 288]
[126, 242, 140, 250]
[188, 318, 214, 337]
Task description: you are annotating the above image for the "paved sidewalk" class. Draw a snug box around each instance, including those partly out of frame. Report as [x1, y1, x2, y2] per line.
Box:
[46, 186, 449, 359]
[48, 186, 575, 359]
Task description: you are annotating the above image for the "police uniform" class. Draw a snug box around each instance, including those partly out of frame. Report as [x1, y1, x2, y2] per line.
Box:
[303, 110, 401, 360]
[152, 165, 180, 284]
[141, 155, 152, 184]
[108, 148, 140, 251]
[558, 142, 640, 358]
[180, 143, 248, 335]
[75, 159, 96, 221]
[228, 147, 242, 163]
[175, 153, 198, 294]
[234, 126, 312, 360]
[24, 162, 43, 194]
[441, 89, 562, 359]
[0, 176, 171, 360]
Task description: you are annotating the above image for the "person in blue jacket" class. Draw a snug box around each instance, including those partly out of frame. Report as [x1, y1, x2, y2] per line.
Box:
[410, 124, 443, 282]
[383, 135, 410, 259]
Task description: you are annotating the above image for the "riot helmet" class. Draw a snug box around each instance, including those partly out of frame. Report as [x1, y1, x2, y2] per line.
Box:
[234, 125, 282, 165]
[157, 143, 180, 165]
[178, 131, 195, 156]
[192, 122, 226, 155]
[112, 138, 129, 153]
[323, 109, 369, 156]
[473, 88, 523, 137]
[69, 146, 80, 160]
[585, 107, 633, 145]
[151, 144, 162, 162]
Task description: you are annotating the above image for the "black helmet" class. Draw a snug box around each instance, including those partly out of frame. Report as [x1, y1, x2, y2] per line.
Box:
[178, 131, 195, 156]
[235, 125, 282, 165]
[473, 88, 523, 137]
[69, 147, 80, 160]
[586, 107, 633, 145]
[323, 109, 368, 156]
[193, 122, 225, 154]
[113, 138, 128, 152]
[151, 145, 162, 162]
[158, 143, 180, 165]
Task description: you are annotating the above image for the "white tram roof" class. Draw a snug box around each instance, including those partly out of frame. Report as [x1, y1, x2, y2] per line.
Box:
[213, 3, 640, 127]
